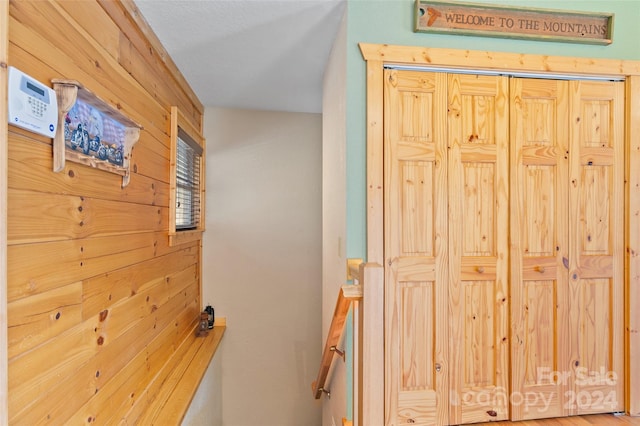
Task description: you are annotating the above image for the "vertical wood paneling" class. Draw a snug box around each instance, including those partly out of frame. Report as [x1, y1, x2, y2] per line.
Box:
[6, 0, 203, 423]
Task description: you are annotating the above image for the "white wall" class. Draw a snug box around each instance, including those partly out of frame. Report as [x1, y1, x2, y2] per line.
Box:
[321, 9, 348, 426]
[202, 108, 322, 426]
[182, 351, 222, 426]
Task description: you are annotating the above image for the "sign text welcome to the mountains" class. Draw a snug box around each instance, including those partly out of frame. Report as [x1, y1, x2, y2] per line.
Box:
[415, 1, 613, 45]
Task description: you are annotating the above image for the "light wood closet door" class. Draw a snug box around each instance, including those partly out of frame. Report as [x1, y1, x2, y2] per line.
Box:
[511, 78, 625, 420]
[384, 69, 449, 425]
[447, 74, 510, 424]
[384, 70, 510, 425]
[384, 71, 624, 426]
[510, 78, 571, 420]
[567, 80, 624, 416]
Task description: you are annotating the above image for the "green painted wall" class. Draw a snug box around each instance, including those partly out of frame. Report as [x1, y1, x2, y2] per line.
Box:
[345, 0, 640, 260]
[342, 0, 640, 419]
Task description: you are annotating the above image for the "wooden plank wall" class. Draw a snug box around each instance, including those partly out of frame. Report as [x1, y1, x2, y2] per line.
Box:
[6, 0, 204, 423]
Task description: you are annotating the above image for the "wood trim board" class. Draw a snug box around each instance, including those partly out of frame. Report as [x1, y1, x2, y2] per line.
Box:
[626, 76, 640, 417]
[0, 0, 8, 423]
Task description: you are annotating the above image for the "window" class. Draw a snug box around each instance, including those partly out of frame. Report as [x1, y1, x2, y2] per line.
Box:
[169, 106, 205, 246]
[176, 128, 202, 230]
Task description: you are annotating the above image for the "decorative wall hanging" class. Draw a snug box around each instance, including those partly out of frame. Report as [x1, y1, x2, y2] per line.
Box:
[415, 1, 614, 45]
[51, 79, 142, 187]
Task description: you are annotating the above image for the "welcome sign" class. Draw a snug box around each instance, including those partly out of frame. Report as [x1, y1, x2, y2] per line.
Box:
[415, 1, 613, 45]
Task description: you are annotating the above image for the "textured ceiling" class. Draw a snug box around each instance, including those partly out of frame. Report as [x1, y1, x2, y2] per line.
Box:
[134, 0, 346, 113]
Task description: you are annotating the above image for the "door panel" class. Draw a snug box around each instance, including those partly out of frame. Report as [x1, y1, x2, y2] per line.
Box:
[510, 77, 570, 420]
[401, 282, 434, 390]
[447, 74, 509, 424]
[569, 80, 624, 415]
[512, 78, 625, 420]
[384, 71, 625, 425]
[385, 69, 449, 425]
[401, 162, 434, 255]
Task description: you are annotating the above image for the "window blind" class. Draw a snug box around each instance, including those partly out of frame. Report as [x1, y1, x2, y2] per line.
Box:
[176, 128, 202, 230]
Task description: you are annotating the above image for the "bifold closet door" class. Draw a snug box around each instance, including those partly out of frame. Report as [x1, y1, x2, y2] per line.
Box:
[447, 73, 510, 425]
[567, 80, 624, 416]
[384, 69, 450, 425]
[384, 70, 624, 426]
[510, 77, 625, 421]
[510, 77, 571, 420]
[384, 69, 510, 425]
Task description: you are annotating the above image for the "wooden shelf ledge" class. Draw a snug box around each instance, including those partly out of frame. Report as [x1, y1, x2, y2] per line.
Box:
[137, 318, 226, 424]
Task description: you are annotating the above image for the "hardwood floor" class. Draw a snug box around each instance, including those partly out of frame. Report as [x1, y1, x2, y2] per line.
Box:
[476, 414, 640, 425]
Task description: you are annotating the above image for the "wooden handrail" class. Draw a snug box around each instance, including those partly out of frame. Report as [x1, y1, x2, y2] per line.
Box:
[313, 261, 384, 425]
[312, 284, 362, 399]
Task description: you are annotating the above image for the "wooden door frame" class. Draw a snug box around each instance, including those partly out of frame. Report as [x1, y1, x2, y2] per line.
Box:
[1, 0, 9, 423]
[359, 43, 640, 423]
